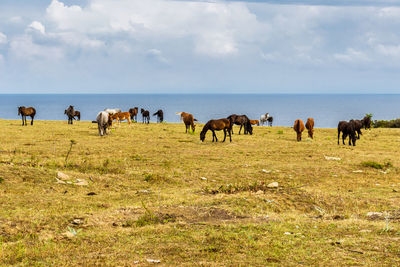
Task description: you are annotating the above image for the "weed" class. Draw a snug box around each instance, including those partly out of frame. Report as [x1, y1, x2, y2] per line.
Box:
[64, 139, 77, 166]
[277, 130, 284, 134]
[361, 161, 393, 170]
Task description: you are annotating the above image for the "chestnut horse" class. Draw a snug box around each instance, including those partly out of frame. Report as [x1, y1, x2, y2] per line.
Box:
[305, 118, 314, 139]
[129, 107, 138, 122]
[293, 119, 305, 141]
[110, 112, 131, 127]
[176, 112, 197, 133]
[141, 108, 150, 124]
[18, 106, 36, 126]
[250, 120, 259, 126]
[200, 119, 232, 142]
[73, 111, 81, 121]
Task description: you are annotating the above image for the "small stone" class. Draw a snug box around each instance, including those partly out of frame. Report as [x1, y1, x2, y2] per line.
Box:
[256, 190, 264, 195]
[72, 219, 83, 225]
[74, 179, 88, 186]
[262, 169, 271, 173]
[57, 171, 70, 180]
[62, 231, 76, 238]
[324, 156, 341, 161]
[146, 259, 161, 263]
[267, 182, 279, 188]
[200, 177, 207, 180]
[87, 192, 97, 196]
[284, 232, 292, 235]
[352, 170, 363, 173]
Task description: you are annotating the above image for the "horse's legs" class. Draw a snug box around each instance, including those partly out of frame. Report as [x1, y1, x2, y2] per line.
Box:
[342, 133, 346, 145]
[212, 130, 217, 142]
[24, 115, 27, 126]
[239, 124, 242, 135]
[31, 115, 34, 125]
[222, 129, 226, 142]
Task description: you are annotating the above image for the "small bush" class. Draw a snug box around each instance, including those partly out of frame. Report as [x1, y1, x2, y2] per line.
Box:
[361, 161, 393, 169]
[0, 177, 4, 183]
[277, 130, 284, 135]
[373, 118, 400, 128]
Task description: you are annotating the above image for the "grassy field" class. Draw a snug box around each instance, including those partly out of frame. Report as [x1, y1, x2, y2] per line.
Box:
[1, 119, 400, 266]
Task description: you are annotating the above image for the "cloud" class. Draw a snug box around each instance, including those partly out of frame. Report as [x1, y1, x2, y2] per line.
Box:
[334, 48, 370, 63]
[28, 21, 46, 34]
[0, 32, 7, 45]
[146, 49, 168, 64]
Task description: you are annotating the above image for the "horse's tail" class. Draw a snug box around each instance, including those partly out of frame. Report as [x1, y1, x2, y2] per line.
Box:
[176, 112, 182, 116]
[92, 120, 97, 123]
[194, 118, 198, 122]
[31, 108, 36, 117]
[296, 120, 300, 133]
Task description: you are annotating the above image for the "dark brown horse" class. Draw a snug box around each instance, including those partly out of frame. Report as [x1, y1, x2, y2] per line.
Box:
[129, 107, 138, 122]
[18, 106, 36, 126]
[227, 114, 253, 135]
[305, 118, 314, 139]
[293, 119, 305, 141]
[350, 119, 363, 139]
[153, 109, 164, 123]
[64, 105, 75, 124]
[338, 121, 356, 146]
[200, 119, 232, 142]
[361, 116, 371, 129]
[141, 108, 150, 124]
[176, 112, 197, 133]
[73, 111, 81, 121]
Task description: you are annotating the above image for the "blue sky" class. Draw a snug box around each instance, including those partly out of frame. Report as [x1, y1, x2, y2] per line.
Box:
[1, 0, 400, 93]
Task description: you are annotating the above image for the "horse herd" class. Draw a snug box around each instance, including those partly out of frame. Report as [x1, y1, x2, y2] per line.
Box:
[16, 105, 372, 145]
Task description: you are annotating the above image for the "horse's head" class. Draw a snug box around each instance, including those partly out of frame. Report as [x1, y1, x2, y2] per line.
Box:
[191, 124, 196, 133]
[141, 108, 144, 114]
[64, 110, 67, 114]
[246, 122, 253, 135]
[200, 130, 206, 142]
[18, 107, 22, 115]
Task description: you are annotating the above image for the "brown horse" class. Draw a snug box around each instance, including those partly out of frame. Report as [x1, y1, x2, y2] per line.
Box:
[176, 112, 197, 133]
[200, 119, 232, 142]
[305, 118, 314, 139]
[73, 111, 81, 121]
[64, 105, 76, 124]
[129, 107, 138, 122]
[338, 121, 356, 146]
[250, 120, 259, 126]
[293, 119, 305, 141]
[361, 116, 371, 129]
[18, 106, 36, 126]
[110, 112, 131, 127]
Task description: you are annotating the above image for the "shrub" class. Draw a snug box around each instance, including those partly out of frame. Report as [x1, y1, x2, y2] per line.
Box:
[373, 118, 400, 128]
[361, 161, 393, 169]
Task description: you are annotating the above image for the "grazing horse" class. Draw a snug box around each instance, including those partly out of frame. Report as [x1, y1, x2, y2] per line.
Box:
[293, 119, 305, 141]
[267, 116, 273, 126]
[176, 112, 197, 133]
[305, 118, 314, 139]
[260, 113, 270, 126]
[110, 112, 131, 127]
[64, 105, 75, 124]
[18, 106, 36, 126]
[104, 108, 121, 115]
[129, 107, 139, 122]
[361, 116, 371, 130]
[338, 121, 356, 146]
[73, 111, 81, 121]
[200, 119, 232, 142]
[141, 108, 150, 124]
[153, 109, 164, 123]
[94, 111, 112, 136]
[227, 114, 253, 135]
[250, 120, 259, 126]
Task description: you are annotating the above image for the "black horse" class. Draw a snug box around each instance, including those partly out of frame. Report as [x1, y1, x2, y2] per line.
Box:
[338, 121, 357, 146]
[361, 116, 371, 129]
[141, 108, 150, 124]
[64, 105, 76, 124]
[350, 119, 363, 139]
[153, 109, 164, 123]
[267, 116, 273, 126]
[227, 114, 253, 135]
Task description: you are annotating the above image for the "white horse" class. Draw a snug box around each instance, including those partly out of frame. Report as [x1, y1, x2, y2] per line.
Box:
[96, 111, 111, 136]
[260, 113, 270, 126]
[104, 108, 121, 115]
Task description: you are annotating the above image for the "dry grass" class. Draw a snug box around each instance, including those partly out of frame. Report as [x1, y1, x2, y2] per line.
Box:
[0, 119, 400, 265]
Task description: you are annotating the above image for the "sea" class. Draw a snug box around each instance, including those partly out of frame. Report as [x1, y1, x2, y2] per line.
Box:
[0, 94, 399, 128]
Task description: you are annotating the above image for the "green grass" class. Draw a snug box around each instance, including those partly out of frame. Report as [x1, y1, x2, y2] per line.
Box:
[0, 120, 400, 265]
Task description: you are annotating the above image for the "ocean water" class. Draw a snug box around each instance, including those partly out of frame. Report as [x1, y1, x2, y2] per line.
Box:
[0, 94, 399, 128]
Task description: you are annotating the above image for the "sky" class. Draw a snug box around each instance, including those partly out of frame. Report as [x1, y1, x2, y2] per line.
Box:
[1, 0, 400, 94]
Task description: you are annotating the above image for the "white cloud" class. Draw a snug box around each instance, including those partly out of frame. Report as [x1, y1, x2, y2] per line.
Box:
[334, 48, 370, 63]
[146, 49, 168, 64]
[0, 32, 7, 45]
[9, 35, 63, 61]
[28, 21, 46, 34]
